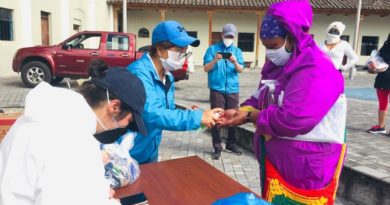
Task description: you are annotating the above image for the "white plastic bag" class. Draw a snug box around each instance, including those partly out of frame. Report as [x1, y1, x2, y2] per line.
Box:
[367, 50, 389, 73]
[101, 132, 140, 189]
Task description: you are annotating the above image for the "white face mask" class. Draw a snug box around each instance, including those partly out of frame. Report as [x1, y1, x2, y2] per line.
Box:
[265, 39, 292, 67]
[223, 38, 234, 47]
[326, 34, 341, 44]
[160, 50, 186, 71]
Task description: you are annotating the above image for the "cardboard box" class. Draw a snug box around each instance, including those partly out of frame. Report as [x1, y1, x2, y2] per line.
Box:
[0, 112, 22, 143]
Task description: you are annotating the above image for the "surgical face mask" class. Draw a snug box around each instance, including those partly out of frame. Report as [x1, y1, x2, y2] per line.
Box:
[326, 34, 340, 44]
[265, 38, 292, 67]
[160, 50, 186, 71]
[93, 90, 128, 144]
[223, 38, 234, 47]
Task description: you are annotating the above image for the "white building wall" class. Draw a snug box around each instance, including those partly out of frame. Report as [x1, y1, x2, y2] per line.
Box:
[213, 12, 261, 67]
[0, 0, 25, 76]
[126, 9, 263, 67]
[126, 9, 161, 51]
[125, 9, 389, 69]
[166, 10, 210, 66]
[312, 14, 390, 66]
[0, 2, 388, 77]
[0, 0, 111, 77]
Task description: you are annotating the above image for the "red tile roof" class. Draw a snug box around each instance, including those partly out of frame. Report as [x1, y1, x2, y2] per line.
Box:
[106, 0, 390, 13]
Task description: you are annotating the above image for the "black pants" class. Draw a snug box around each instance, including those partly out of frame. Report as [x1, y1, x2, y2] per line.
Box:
[210, 89, 239, 151]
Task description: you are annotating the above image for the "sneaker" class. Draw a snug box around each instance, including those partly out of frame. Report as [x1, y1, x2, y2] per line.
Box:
[211, 149, 222, 160]
[367, 125, 387, 134]
[225, 145, 242, 155]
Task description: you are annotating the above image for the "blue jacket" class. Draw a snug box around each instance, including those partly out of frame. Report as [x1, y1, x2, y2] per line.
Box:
[127, 53, 203, 164]
[203, 42, 244, 94]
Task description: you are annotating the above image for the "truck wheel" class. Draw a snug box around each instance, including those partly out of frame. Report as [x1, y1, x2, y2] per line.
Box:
[50, 77, 64, 85]
[21, 61, 52, 88]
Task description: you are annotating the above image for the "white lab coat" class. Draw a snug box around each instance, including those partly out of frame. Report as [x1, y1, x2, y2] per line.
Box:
[0, 82, 119, 205]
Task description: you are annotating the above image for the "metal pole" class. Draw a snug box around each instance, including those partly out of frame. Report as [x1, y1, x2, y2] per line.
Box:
[122, 0, 127, 33]
[349, 0, 362, 80]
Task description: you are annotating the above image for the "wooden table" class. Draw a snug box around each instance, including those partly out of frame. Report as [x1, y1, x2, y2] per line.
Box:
[114, 156, 257, 205]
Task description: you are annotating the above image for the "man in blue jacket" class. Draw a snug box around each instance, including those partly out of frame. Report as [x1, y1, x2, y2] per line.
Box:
[126, 20, 223, 164]
[203, 23, 244, 159]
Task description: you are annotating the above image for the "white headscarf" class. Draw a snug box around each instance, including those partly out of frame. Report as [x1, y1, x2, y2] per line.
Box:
[326, 21, 346, 44]
[326, 21, 346, 35]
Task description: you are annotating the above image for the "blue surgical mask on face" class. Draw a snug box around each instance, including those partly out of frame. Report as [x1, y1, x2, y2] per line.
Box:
[265, 38, 292, 67]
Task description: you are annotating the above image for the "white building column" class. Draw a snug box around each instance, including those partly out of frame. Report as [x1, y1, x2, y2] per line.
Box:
[60, 0, 70, 40]
[108, 4, 114, 31]
[20, 0, 32, 46]
[122, 0, 127, 32]
[87, 0, 96, 30]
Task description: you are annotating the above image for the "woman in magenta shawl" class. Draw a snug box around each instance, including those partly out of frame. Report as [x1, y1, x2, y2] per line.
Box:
[220, 0, 346, 197]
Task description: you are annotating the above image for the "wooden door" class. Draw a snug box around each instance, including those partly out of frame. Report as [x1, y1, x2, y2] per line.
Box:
[41, 12, 50, 45]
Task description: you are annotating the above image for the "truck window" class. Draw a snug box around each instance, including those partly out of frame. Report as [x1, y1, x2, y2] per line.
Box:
[66, 34, 101, 50]
[107, 34, 129, 51]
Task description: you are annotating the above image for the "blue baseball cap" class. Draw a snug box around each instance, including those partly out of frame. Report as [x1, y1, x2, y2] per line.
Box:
[152, 20, 200, 47]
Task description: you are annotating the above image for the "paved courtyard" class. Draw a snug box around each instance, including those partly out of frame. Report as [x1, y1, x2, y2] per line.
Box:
[1, 68, 389, 204]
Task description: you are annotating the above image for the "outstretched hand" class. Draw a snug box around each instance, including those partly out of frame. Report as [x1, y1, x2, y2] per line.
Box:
[201, 108, 224, 128]
[218, 109, 248, 127]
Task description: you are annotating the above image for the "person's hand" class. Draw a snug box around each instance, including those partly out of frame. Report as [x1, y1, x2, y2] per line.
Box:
[214, 53, 223, 62]
[367, 61, 378, 74]
[229, 55, 237, 64]
[219, 109, 260, 127]
[191, 105, 199, 110]
[368, 61, 378, 70]
[201, 108, 224, 128]
[339, 65, 346, 71]
[109, 188, 115, 199]
[219, 109, 247, 127]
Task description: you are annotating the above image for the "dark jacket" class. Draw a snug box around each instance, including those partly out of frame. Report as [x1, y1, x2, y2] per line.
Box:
[374, 39, 390, 89]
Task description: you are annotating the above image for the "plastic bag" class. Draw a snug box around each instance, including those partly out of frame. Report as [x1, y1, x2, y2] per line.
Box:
[366, 50, 389, 73]
[212, 192, 271, 205]
[101, 132, 140, 189]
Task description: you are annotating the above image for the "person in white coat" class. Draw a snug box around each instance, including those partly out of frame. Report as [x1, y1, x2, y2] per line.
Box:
[320, 21, 359, 72]
[0, 64, 147, 205]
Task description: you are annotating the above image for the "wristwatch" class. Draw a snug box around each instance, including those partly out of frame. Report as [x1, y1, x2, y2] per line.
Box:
[246, 111, 252, 123]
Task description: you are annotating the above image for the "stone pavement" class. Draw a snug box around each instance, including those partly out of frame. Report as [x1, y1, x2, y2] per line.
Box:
[1, 69, 389, 204]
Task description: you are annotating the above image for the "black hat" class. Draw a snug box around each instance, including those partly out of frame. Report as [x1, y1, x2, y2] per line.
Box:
[92, 68, 147, 136]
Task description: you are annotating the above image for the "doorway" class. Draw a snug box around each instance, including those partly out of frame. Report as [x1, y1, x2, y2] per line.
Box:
[41, 11, 50, 45]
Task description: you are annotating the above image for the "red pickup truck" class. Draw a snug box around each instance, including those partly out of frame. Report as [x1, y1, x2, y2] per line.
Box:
[12, 31, 188, 87]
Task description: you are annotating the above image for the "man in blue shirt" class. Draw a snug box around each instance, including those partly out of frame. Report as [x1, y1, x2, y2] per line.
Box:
[203, 23, 244, 159]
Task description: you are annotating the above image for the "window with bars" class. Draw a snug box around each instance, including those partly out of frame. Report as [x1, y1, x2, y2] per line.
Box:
[211, 32, 221, 45]
[0, 8, 13, 41]
[138, 28, 149, 38]
[361, 36, 379, 56]
[238, 32, 254, 52]
[341, 35, 350, 42]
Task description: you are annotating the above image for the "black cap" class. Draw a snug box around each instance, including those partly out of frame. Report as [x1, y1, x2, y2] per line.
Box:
[92, 68, 147, 136]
